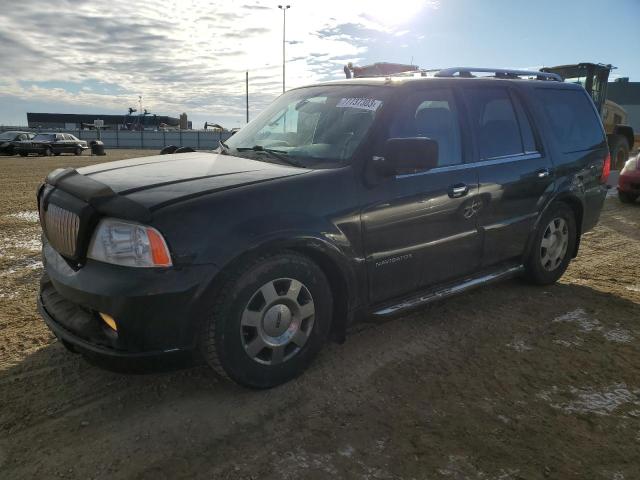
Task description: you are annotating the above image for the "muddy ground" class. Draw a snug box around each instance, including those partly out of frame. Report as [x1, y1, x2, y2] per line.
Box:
[0, 150, 639, 480]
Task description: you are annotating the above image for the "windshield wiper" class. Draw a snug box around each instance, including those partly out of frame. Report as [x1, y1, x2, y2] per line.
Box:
[235, 145, 305, 168]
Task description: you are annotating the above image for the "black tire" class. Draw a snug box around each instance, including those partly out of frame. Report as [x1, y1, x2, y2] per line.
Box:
[618, 190, 638, 204]
[60, 338, 78, 354]
[74, 147, 82, 156]
[175, 146, 196, 153]
[160, 145, 178, 155]
[609, 136, 629, 171]
[19, 152, 28, 157]
[200, 251, 332, 388]
[524, 203, 577, 285]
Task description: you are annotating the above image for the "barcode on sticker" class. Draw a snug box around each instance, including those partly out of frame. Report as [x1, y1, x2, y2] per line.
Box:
[336, 98, 383, 111]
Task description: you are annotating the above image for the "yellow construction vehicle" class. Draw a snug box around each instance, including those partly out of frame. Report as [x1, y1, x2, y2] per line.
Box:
[542, 63, 635, 169]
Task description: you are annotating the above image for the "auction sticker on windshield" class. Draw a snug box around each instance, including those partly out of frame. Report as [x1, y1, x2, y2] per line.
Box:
[336, 98, 383, 111]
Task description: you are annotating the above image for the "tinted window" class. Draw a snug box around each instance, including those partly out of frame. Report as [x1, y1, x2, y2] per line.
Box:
[33, 134, 55, 142]
[464, 87, 525, 159]
[389, 88, 462, 166]
[536, 88, 604, 153]
[512, 94, 537, 153]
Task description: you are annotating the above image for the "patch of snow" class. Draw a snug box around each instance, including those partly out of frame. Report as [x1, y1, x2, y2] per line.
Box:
[554, 337, 584, 348]
[497, 414, 510, 424]
[6, 211, 39, 223]
[553, 308, 601, 332]
[337, 445, 354, 457]
[0, 259, 42, 278]
[604, 328, 634, 344]
[506, 339, 532, 352]
[625, 285, 640, 293]
[541, 383, 640, 417]
[1, 234, 41, 252]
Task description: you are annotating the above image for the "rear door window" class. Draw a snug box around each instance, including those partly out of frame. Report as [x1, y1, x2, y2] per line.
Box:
[535, 88, 604, 153]
[389, 88, 462, 166]
[464, 87, 533, 160]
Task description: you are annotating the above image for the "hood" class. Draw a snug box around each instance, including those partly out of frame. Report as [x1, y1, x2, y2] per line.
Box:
[53, 151, 308, 213]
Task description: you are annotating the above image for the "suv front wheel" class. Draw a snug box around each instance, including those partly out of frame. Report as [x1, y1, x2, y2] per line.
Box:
[201, 251, 333, 388]
[524, 203, 576, 285]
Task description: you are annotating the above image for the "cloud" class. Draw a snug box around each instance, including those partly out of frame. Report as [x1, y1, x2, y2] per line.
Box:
[0, 0, 437, 127]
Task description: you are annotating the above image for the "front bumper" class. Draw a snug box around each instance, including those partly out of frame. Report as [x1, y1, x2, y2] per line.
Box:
[39, 240, 218, 358]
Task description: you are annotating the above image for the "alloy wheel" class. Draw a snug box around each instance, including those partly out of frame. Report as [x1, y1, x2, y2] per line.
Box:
[240, 278, 315, 365]
[540, 217, 569, 271]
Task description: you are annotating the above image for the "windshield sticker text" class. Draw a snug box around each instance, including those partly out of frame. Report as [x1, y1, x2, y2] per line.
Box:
[336, 98, 383, 111]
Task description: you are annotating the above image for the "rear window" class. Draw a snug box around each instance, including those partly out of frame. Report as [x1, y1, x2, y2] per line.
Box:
[464, 87, 537, 160]
[536, 88, 604, 153]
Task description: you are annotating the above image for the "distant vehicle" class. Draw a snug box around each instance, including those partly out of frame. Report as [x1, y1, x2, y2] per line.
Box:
[618, 154, 640, 203]
[17, 133, 88, 157]
[38, 66, 609, 388]
[0, 131, 34, 155]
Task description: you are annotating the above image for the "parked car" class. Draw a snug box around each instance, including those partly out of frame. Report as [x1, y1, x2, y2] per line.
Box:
[0, 131, 34, 155]
[37, 68, 609, 388]
[17, 133, 88, 156]
[618, 154, 640, 203]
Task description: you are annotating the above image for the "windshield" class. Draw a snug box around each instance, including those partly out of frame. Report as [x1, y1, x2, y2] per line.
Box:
[225, 85, 390, 166]
[33, 134, 55, 142]
[0, 132, 18, 140]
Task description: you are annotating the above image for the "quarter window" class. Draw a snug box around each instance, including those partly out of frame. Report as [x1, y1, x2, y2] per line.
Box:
[536, 88, 605, 153]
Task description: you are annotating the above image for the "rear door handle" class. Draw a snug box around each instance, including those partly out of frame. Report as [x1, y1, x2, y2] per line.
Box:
[537, 168, 551, 178]
[448, 183, 469, 198]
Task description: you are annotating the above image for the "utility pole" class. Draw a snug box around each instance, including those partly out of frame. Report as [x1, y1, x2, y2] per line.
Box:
[246, 71, 249, 123]
[278, 5, 290, 93]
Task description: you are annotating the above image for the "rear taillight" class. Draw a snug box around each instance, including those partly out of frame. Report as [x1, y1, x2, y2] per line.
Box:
[600, 153, 610, 184]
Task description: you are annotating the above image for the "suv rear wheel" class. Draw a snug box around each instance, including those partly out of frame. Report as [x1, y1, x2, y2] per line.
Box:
[200, 251, 332, 388]
[524, 203, 576, 285]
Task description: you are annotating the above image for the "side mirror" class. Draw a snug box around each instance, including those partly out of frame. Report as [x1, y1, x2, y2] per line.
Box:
[377, 137, 438, 176]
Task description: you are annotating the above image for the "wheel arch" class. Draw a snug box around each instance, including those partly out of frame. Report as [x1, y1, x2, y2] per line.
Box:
[526, 193, 584, 261]
[198, 235, 358, 345]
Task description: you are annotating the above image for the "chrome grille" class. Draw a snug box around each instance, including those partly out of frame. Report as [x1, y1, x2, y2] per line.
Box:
[44, 204, 80, 257]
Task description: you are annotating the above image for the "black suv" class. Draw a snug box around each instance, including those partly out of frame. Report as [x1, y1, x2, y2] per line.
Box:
[38, 68, 609, 388]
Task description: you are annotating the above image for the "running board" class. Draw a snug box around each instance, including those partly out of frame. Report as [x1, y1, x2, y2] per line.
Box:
[372, 264, 524, 316]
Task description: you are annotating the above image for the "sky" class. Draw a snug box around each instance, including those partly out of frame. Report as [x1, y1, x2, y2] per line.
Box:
[1, 0, 639, 129]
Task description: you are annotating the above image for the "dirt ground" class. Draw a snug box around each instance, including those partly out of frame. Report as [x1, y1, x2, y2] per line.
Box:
[0, 150, 639, 480]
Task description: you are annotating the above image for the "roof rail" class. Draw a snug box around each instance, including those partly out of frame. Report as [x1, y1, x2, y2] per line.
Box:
[434, 67, 562, 82]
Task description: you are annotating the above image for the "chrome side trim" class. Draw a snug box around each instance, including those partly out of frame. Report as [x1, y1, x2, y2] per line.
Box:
[373, 264, 524, 316]
[395, 152, 542, 179]
[368, 230, 478, 262]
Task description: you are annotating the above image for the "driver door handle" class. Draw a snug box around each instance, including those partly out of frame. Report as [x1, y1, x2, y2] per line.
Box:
[537, 168, 551, 178]
[448, 183, 469, 198]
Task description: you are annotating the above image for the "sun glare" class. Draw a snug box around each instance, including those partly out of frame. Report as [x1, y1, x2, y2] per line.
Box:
[364, 0, 428, 26]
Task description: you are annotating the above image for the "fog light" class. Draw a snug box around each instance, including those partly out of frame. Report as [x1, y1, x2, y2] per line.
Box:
[99, 312, 118, 332]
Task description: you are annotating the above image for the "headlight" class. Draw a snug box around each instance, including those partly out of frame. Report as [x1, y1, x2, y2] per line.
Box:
[87, 218, 172, 267]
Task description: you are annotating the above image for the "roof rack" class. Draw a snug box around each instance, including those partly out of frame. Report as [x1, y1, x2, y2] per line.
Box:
[344, 63, 563, 82]
[434, 67, 562, 81]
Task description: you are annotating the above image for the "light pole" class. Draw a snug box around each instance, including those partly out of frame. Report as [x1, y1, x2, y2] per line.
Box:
[278, 4, 290, 93]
